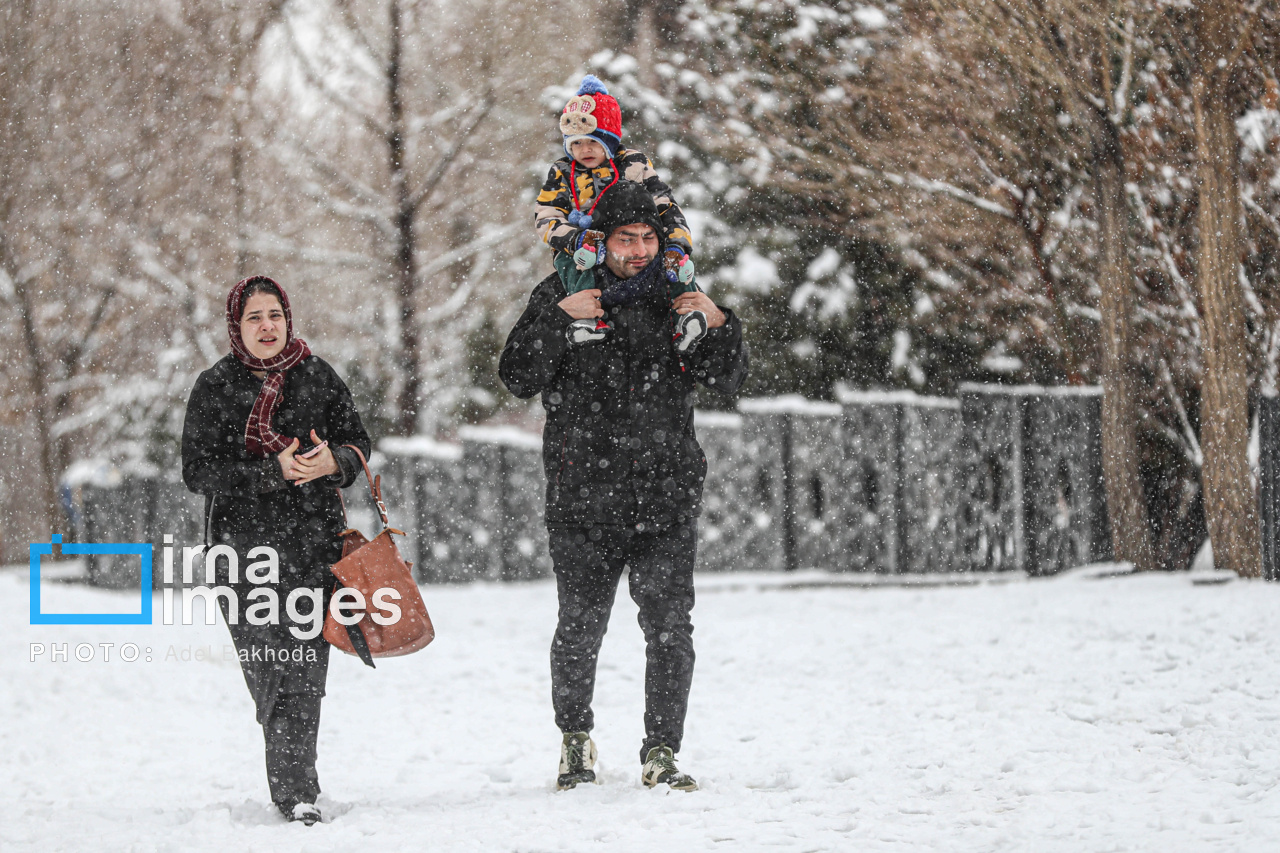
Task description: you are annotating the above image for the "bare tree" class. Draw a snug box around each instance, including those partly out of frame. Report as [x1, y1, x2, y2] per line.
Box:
[883, 1, 1156, 572]
[0, 0, 288, 547]
[266, 0, 579, 435]
[270, 0, 497, 434]
[198, 0, 290, 278]
[667, 0, 1159, 569]
[0, 0, 129, 533]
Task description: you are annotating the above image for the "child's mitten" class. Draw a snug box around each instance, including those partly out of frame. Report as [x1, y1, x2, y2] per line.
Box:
[574, 229, 605, 271]
[664, 248, 695, 284]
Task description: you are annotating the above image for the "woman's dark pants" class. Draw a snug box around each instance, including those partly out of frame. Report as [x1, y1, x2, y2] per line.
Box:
[222, 594, 330, 810]
[548, 521, 697, 763]
[262, 689, 324, 808]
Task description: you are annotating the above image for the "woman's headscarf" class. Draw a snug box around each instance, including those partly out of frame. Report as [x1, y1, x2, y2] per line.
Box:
[226, 276, 312, 457]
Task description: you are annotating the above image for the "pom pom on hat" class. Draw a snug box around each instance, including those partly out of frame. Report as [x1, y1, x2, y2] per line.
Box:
[577, 75, 609, 96]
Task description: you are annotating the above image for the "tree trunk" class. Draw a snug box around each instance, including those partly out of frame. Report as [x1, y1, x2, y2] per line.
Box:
[1191, 0, 1260, 578]
[387, 0, 421, 436]
[227, 1, 287, 281]
[1090, 115, 1157, 573]
[231, 115, 249, 280]
[10, 274, 62, 536]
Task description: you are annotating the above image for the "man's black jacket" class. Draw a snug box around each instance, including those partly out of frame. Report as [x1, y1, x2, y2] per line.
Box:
[499, 270, 748, 528]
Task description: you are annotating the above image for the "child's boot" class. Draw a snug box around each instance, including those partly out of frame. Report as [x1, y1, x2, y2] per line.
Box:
[567, 318, 614, 346]
[674, 310, 708, 353]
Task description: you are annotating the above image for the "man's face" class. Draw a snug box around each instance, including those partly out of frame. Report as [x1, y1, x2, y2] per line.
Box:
[603, 223, 660, 279]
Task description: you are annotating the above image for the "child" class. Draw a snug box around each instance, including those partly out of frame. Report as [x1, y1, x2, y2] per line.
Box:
[535, 75, 706, 351]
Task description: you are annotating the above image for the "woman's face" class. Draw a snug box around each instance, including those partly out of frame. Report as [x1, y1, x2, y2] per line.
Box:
[240, 292, 287, 360]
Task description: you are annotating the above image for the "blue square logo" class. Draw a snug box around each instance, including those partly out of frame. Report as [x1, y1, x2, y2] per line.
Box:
[30, 535, 153, 625]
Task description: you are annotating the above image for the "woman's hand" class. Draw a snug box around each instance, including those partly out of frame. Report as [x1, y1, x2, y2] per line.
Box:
[291, 429, 340, 485]
[277, 437, 301, 481]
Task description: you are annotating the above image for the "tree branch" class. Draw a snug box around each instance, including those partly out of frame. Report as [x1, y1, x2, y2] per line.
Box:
[246, 234, 386, 268]
[413, 222, 520, 283]
[334, 0, 386, 69]
[407, 92, 496, 213]
[273, 132, 389, 212]
[130, 242, 221, 366]
[282, 8, 387, 138]
[60, 282, 116, 376]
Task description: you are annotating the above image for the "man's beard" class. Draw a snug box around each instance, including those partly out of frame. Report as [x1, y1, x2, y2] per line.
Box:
[599, 253, 666, 309]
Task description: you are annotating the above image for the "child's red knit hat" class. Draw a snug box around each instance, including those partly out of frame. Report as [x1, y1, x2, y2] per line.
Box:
[560, 75, 622, 158]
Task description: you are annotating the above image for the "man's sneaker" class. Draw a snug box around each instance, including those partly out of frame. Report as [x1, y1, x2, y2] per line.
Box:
[641, 745, 698, 791]
[567, 318, 613, 346]
[279, 800, 321, 826]
[674, 310, 708, 353]
[557, 731, 598, 790]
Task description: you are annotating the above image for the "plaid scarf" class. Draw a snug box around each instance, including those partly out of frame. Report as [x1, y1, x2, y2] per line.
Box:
[226, 276, 312, 457]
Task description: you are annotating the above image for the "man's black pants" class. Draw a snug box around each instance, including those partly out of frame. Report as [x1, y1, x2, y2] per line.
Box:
[548, 521, 697, 763]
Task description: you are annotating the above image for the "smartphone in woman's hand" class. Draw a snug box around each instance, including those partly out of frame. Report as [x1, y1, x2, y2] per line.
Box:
[298, 440, 327, 459]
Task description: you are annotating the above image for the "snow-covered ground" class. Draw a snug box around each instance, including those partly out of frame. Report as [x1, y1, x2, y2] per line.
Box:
[4, 564, 1280, 852]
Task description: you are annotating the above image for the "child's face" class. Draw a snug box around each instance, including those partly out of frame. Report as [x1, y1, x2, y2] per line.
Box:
[569, 138, 608, 168]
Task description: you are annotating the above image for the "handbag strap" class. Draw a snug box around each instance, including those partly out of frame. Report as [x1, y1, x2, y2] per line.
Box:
[336, 444, 390, 528]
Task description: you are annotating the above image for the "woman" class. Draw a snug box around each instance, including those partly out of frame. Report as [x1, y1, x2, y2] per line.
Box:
[182, 275, 371, 825]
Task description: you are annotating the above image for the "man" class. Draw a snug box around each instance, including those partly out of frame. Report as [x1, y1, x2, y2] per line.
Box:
[499, 180, 748, 792]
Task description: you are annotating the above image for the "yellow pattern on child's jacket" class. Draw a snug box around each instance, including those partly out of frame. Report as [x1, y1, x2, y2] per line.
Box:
[534, 148, 694, 258]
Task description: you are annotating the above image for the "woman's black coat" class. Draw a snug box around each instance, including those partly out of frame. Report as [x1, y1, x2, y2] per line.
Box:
[498, 271, 748, 528]
[181, 353, 371, 714]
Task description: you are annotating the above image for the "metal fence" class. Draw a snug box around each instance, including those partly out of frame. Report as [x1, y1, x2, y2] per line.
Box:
[1261, 395, 1280, 582]
[77, 384, 1117, 586]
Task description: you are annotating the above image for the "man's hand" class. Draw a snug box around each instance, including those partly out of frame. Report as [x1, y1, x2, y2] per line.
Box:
[559, 288, 605, 320]
[673, 292, 725, 329]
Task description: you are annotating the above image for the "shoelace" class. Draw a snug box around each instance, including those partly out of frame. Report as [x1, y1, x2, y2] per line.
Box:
[652, 750, 678, 776]
[565, 738, 586, 770]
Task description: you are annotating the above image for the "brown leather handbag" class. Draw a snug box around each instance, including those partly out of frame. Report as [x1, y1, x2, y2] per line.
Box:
[322, 445, 434, 667]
